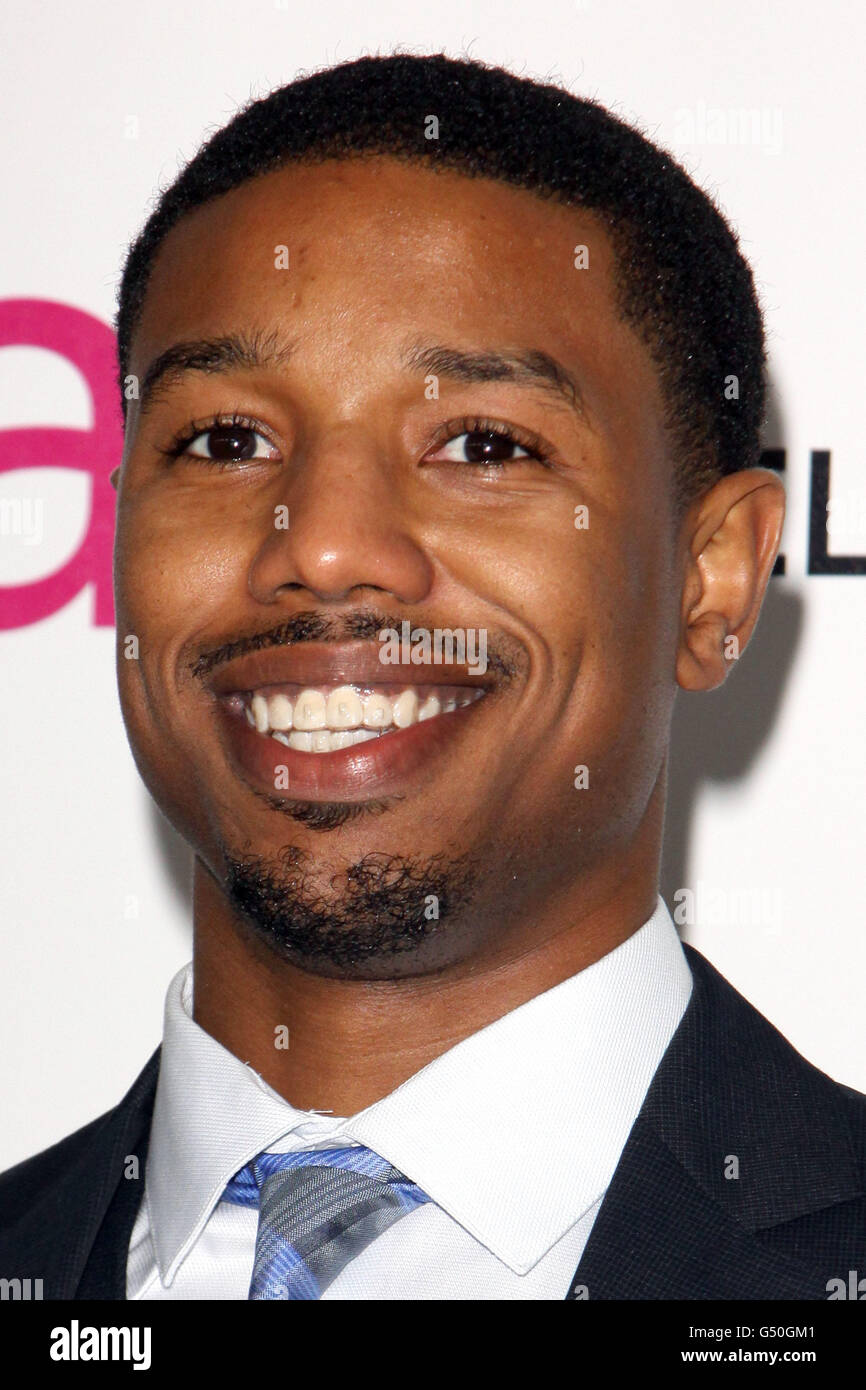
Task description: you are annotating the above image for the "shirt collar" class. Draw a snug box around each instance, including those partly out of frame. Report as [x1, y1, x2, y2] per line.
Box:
[147, 896, 691, 1282]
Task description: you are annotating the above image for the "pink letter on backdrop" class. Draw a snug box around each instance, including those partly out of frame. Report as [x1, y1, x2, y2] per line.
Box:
[0, 299, 121, 629]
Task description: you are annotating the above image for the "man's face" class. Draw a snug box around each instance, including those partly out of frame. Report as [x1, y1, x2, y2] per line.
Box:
[115, 156, 681, 976]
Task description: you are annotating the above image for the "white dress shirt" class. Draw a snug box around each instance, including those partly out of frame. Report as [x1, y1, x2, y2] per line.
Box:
[127, 896, 692, 1300]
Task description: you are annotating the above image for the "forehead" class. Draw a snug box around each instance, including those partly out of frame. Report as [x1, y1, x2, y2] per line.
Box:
[130, 156, 660, 429]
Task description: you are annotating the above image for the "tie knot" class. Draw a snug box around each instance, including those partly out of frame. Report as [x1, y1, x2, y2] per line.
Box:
[221, 1144, 431, 1299]
[223, 1145, 412, 1208]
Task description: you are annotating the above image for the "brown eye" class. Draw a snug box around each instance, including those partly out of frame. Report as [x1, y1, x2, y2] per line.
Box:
[185, 423, 276, 463]
[434, 429, 534, 466]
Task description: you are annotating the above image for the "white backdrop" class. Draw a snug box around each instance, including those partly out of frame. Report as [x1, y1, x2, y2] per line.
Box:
[1, 0, 864, 1170]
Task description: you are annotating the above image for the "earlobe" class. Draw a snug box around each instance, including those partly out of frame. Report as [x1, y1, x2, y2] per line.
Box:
[109, 465, 120, 491]
[676, 611, 731, 692]
[675, 468, 786, 693]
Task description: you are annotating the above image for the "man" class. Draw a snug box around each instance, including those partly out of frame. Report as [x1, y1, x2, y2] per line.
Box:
[2, 51, 863, 1301]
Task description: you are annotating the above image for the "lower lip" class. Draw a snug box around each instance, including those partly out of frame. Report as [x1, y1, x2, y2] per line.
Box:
[214, 698, 485, 801]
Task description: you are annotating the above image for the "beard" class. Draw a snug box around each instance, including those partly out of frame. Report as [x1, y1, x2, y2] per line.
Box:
[224, 838, 480, 978]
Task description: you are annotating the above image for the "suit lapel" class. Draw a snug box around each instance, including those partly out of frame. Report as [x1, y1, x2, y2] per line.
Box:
[75, 1075, 159, 1300]
[567, 1115, 829, 1299]
[0, 1048, 160, 1299]
[566, 944, 861, 1300]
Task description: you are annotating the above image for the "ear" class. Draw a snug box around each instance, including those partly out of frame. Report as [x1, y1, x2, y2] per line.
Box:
[676, 467, 786, 692]
[109, 465, 120, 490]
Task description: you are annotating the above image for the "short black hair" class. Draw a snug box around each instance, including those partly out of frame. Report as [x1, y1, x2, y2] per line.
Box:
[115, 51, 766, 511]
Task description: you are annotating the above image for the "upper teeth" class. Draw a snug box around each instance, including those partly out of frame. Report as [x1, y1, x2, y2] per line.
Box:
[242, 683, 481, 751]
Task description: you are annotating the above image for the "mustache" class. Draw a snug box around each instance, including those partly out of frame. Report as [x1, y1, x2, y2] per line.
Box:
[188, 609, 523, 683]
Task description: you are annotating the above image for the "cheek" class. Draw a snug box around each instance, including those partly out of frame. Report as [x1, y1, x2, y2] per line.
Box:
[477, 505, 665, 651]
[570, 531, 678, 800]
[115, 492, 254, 638]
[436, 501, 589, 621]
[520, 509, 675, 740]
[113, 494, 257, 750]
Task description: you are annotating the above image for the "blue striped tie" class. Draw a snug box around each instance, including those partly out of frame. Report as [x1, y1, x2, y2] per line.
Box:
[222, 1146, 430, 1299]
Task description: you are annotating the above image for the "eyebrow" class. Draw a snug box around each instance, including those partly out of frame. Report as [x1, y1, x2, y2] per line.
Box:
[399, 340, 588, 419]
[137, 328, 297, 418]
[136, 328, 588, 422]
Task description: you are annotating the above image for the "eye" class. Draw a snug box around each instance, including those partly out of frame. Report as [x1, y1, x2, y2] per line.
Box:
[426, 416, 548, 469]
[186, 424, 275, 463]
[159, 414, 280, 467]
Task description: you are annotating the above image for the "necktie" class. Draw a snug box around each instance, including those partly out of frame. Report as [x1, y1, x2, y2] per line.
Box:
[222, 1146, 430, 1299]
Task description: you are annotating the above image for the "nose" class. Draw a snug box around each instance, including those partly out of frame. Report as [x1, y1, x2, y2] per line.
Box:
[248, 425, 434, 607]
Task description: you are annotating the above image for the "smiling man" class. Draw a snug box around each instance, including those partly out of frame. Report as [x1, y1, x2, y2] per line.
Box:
[2, 52, 864, 1302]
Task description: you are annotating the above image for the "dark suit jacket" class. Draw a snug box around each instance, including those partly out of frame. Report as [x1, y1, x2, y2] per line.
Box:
[1, 943, 865, 1299]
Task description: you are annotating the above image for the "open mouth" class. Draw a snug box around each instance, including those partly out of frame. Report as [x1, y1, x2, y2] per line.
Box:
[207, 641, 493, 802]
[226, 682, 485, 753]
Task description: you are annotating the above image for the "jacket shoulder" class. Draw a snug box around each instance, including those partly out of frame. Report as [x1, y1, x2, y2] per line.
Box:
[0, 1048, 161, 1231]
[676, 944, 866, 1225]
[834, 1078, 866, 1156]
[0, 1108, 118, 1222]
[682, 941, 866, 1114]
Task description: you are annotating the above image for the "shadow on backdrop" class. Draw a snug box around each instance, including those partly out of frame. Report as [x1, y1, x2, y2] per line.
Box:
[147, 799, 193, 935]
[661, 375, 802, 933]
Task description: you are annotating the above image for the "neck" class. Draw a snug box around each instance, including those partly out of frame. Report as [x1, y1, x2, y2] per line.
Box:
[191, 812, 663, 1116]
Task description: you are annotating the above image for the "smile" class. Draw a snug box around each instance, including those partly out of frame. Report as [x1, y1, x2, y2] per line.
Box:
[227, 682, 485, 752]
[209, 642, 493, 801]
